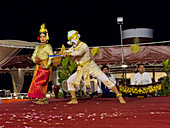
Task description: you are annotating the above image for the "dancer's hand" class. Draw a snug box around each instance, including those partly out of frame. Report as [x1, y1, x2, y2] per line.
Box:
[35, 57, 42, 64]
[40, 63, 47, 69]
[62, 52, 68, 57]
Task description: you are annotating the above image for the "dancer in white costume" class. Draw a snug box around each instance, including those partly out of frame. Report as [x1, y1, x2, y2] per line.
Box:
[62, 30, 126, 104]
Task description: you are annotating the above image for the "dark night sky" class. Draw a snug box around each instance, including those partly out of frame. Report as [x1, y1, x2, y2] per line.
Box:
[1, 0, 170, 51]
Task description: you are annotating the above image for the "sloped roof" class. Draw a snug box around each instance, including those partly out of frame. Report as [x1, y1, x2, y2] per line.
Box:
[1, 54, 35, 69]
[0, 40, 40, 68]
[1, 45, 170, 74]
[91, 45, 170, 65]
[0, 40, 40, 49]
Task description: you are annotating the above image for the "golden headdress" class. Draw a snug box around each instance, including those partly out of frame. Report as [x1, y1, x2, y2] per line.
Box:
[67, 30, 80, 40]
[39, 23, 49, 40]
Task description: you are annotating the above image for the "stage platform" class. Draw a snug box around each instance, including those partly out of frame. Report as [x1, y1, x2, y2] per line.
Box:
[0, 96, 170, 128]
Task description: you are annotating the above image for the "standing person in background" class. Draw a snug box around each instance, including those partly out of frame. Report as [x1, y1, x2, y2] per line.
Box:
[28, 23, 54, 104]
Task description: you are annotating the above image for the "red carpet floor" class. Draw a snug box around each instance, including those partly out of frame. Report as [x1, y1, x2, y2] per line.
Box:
[0, 96, 170, 128]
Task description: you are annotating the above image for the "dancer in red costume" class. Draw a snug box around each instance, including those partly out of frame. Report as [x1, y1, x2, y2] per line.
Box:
[28, 23, 54, 104]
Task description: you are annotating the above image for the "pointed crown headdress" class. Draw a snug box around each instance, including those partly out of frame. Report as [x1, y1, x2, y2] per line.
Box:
[39, 23, 49, 40]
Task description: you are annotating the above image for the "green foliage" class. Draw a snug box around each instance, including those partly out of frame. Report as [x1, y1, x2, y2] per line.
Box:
[57, 57, 77, 88]
[159, 59, 170, 96]
[58, 92, 63, 98]
[161, 75, 170, 96]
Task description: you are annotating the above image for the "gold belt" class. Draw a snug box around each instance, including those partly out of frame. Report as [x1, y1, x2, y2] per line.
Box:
[77, 59, 91, 67]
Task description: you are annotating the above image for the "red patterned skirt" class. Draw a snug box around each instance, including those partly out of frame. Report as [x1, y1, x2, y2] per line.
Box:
[28, 66, 50, 99]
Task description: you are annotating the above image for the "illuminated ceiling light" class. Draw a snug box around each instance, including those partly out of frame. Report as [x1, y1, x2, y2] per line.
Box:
[121, 64, 128, 68]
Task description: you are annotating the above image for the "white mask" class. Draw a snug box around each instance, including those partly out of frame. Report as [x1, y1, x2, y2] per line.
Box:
[67, 40, 72, 45]
[67, 36, 79, 47]
[67, 39, 78, 47]
[70, 38, 79, 47]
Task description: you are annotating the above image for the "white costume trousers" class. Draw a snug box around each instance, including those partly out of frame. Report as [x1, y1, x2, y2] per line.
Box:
[67, 71, 115, 91]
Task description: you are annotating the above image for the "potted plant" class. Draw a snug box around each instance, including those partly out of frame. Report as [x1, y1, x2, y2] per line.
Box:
[159, 59, 170, 96]
[57, 57, 77, 97]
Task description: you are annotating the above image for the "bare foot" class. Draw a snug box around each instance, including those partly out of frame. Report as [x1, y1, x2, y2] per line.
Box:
[32, 100, 44, 104]
[67, 100, 78, 104]
[44, 101, 49, 104]
[118, 96, 126, 104]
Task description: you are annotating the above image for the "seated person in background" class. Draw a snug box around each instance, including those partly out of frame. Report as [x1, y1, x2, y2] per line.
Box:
[97, 65, 116, 98]
[131, 64, 152, 85]
[131, 64, 152, 97]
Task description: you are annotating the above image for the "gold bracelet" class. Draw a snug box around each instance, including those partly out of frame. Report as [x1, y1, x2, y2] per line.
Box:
[68, 52, 72, 56]
[71, 97, 78, 100]
[116, 93, 122, 98]
[38, 98, 47, 101]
